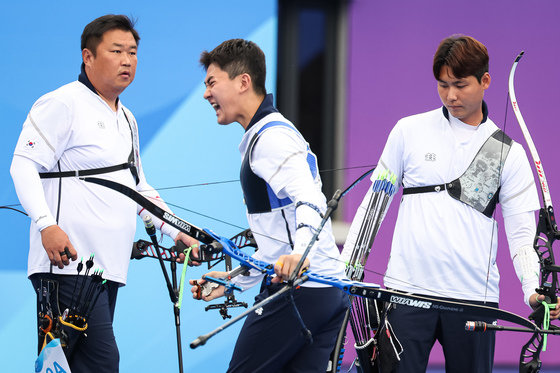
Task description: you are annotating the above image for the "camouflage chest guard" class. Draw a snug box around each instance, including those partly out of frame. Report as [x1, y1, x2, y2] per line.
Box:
[403, 129, 512, 218]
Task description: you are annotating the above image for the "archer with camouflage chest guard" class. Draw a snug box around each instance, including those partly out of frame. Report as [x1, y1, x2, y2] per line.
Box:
[343, 35, 560, 372]
[189, 39, 349, 372]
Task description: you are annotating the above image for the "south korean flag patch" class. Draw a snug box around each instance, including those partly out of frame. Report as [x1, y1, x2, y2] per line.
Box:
[26, 139, 37, 149]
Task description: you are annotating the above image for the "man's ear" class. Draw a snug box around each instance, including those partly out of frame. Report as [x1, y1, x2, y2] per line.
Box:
[82, 48, 94, 67]
[239, 73, 252, 93]
[481, 72, 491, 90]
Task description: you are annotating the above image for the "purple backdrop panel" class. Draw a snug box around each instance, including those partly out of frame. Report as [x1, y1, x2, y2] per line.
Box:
[345, 0, 560, 367]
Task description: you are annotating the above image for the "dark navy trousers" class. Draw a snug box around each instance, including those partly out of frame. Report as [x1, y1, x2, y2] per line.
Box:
[31, 273, 120, 373]
[227, 282, 349, 373]
[388, 294, 497, 373]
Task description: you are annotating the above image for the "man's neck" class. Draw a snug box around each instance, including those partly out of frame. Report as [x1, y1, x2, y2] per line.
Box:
[82, 67, 121, 112]
[96, 90, 119, 112]
[239, 94, 266, 130]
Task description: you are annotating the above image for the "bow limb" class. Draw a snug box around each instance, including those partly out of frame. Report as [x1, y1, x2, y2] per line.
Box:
[509, 52, 559, 312]
[205, 227, 542, 332]
[509, 52, 555, 214]
[509, 51, 560, 372]
[83, 177, 217, 245]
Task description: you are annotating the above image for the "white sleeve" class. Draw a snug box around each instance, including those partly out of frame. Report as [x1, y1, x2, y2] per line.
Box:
[499, 143, 540, 217]
[251, 128, 327, 255]
[504, 210, 540, 306]
[11, 92, 74, 231]
[10, 155, 57, 231]
[377, 121, 405, 188]
[229, 268, 265, 291]
[13, 96, 73, 171]
[136, 185, 180, 240]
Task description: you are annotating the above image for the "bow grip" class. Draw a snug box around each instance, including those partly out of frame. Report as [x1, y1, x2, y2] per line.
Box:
[171, 240, 224, 263]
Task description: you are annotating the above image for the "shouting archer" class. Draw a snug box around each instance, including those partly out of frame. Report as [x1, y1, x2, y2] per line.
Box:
[189, 39, 349, 372]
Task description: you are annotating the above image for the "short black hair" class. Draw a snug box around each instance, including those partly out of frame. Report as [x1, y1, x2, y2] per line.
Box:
[81, 14, 140, 56]
[200, 39, 267, 96]
[433, 35, 489, 83]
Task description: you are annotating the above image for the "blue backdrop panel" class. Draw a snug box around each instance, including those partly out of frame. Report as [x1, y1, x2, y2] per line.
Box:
[0, 1, 276, 371]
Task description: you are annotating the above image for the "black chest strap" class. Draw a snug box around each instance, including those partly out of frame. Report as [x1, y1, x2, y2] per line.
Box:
[402, 182, 455, 195]
[38, 108, 140, 184]
[39, 162, 133, 179]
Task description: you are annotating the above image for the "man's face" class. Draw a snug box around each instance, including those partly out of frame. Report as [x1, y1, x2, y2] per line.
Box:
[437, 65, 490, 126]
[84, 29, 137, 97]
[203, 63, 242, 125]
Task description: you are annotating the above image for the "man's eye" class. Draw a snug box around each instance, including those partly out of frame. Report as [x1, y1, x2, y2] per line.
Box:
[112, 50, 122, 54]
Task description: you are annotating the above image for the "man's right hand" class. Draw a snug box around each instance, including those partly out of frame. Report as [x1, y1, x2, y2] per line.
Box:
[189, 271, 228, 301]
[40, 225, 78, 269]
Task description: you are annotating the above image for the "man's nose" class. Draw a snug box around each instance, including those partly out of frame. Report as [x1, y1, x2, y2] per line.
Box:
[447, 87, 458, 101]
[122, 53, 132, 66]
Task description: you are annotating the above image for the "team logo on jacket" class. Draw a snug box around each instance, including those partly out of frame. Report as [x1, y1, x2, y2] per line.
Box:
[255, 307, 263, 316]
[97, 121, 106, 129]
[26, 140, 36, 149]
[425, 153, 436, 161]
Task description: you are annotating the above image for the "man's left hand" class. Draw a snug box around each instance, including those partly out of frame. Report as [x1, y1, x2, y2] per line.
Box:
[529, 293, 560, 320]
[271, 253, 310, 283]
[175, 232, 200, 265]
